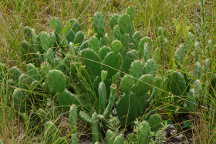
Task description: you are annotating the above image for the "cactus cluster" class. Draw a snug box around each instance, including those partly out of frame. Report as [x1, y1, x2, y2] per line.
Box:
[3, 6, 213, 144]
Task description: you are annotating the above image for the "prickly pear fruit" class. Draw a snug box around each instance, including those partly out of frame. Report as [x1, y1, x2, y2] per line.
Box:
[111, 40, 123, 53]
[44, 121, 60, 144]
[46, 70, 66, 94]
[148, 113, 162, 131]
[12, 88, 28, 112]
[93, 12, 105, 37]
[56, 89, 80, 107]
[118, 14, 133, 34]
[166, 70, 187, 96]
[74, 31, 84, 44]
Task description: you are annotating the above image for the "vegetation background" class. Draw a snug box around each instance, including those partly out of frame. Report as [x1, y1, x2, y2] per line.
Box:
[0, 0, 215, 143]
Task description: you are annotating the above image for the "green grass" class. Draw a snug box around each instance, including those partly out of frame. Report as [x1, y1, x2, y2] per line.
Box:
[0, 0, 216, 143]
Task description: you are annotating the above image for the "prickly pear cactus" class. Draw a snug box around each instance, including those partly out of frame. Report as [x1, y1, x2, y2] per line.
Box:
[193, 61, 202, 79]
[98, 71, 107, 113]
[12, 88, 28, 112]
[110, 14, 119, 29]
[88, 35, 101, 52]
[102, 52, 122, 79]
[136, 121, 151, 144]
[49, 17, 62, 33]
[8, 66, 21, 81]
[80, 48, 101, 79]
[69, 105, 79, 144]
[129, 60, 144, 78]
[99, 46, 111, 59]
[26, 63, 41, 81]
[93, 12, 105, 37]
[18, 73, 33, 89]
[69, 19, 81, 33]
[105, 130, 116, 144]
[23, 26, 36, 42]
[46, 70, 66, 94]
[74, 31, 84, 44]
[117, 74, 154, 124]
[56, 89, 80, 107]
[118, 14, 133, 34]
[113, 134, 125, 144]
[148, 113, 162, 131]
[143, 58, 158, 75]
[91, 112, 100, 143]
[175, 44, 187, 65]
[120, 74, 135, 94]
[111, 40, 123, 53]
[165, 70, 187, 96]
[103, 84, 117, 118]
